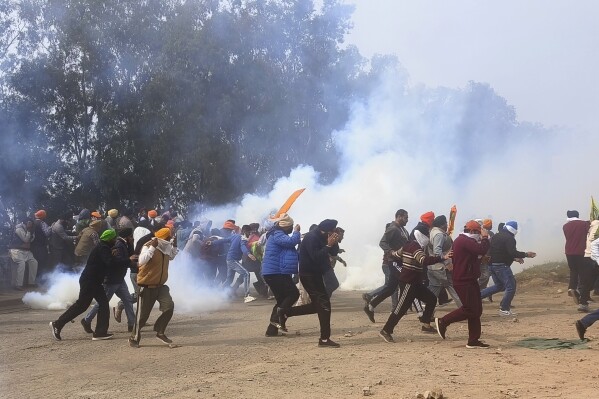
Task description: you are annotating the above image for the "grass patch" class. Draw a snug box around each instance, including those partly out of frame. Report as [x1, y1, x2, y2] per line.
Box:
[515, 261, 569, 284]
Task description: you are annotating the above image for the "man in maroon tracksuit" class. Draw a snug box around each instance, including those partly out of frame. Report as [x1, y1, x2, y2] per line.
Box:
[435, 220, 490, 349]
[563, 210, 591, 308]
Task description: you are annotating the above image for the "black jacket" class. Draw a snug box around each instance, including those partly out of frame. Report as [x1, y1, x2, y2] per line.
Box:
[489, 229, 527, 266]
[105, 238, 132, 284]
[298, 230, 335, 276]
[80, 241, 113, 285]
[379, 221, 409, 264]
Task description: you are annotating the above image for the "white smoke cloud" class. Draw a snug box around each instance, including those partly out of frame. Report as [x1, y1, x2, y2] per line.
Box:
[199, 66, 598, 290]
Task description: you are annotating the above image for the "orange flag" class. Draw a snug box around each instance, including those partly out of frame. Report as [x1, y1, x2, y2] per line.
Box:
[273, 188, 306, 218]
[447, 205, 457, 237]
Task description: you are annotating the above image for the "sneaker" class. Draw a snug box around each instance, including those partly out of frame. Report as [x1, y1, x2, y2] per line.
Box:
[265, 332, 281, 337]
[362, 293, 372, 305]
[575, 320, 587, 341]
[363, 305, 376, 323]
[435, 317, 446, 340]
[49, 322, 62, 341]
[466, 340, 490, 349]
[578, 304, 589, 313]
[92, 333, 114, 341]
[569, 289, 581, 305]
[244, 295, 257, 303]
[80, 318, 94, 334]
[498, 309, 517, 317]
[276, 309, 288, 332]
[156, 333, 173, 344]
[379, 330, 395, 343]
[113, 306, 123, 323]
[318, 338, 340, 348]
[128, 338, 140, 348]
[421, 324, 436, 334]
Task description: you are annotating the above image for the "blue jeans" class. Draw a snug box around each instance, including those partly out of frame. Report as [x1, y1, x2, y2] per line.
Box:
[480, 264, 516, 311]
[85, 281, 135, 326]
[368, 264, 391, 298]
[580, 308, 599, 328]
[226, 259, 250, 296]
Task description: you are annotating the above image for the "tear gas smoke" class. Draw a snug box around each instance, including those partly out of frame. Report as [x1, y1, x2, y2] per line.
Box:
[23, 255, 230, 313]
[199, 69, 598, 291]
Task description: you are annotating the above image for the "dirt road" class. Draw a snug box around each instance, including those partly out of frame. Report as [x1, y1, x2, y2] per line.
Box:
[1, 281, 598, 399]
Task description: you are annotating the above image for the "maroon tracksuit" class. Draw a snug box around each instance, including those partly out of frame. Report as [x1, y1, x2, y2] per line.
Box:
[440, 233, 490, 344]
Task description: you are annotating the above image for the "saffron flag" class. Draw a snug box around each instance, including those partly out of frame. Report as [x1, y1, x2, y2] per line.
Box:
[591, 196, 599, 221]
[447, 205, 457, 237]
[274, 188, 306, 218]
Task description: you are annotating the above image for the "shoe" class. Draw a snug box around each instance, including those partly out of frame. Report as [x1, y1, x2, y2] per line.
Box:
[128, 325, 133, 333]
[362, 293, 372, 305]
[318, 338, 340, 348]
[269, 321, 287, 332]
[466, 340, 490, 349]
[276, 308, 288, 332]
[435, 317, 446, 340]
[379, 330, 394, 343]
[49, 322, 62, 341]
[421, 324, 436, 334]
[569, 289, 581, 305]
[244, 295, 257, 303]
[156, 333, 173, 344]
[577, 304, 589, 313]
[363, 305, 376, 323]
[128, 338, 140, 348]
[92, 333, 114, 341]
[113, 306, 123, 323]
[265, 332, 281, 337]
[575, 320, 587, 341]
[499, 309, 517, 317]
[80, 319, 94, 334]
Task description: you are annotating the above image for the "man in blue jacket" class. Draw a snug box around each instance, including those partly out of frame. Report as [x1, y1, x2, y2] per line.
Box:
[286, 219, 341, 348]
[261, 213, 301, 336]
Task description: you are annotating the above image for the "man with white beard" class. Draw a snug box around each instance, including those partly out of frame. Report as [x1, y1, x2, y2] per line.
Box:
[129, 227, 179, 348]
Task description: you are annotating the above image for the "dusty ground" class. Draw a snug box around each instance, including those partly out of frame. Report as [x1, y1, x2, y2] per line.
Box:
[1, 281, 598, 399]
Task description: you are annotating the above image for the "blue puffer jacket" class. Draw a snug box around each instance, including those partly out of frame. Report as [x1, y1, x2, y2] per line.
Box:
[262, 229, 301, 275]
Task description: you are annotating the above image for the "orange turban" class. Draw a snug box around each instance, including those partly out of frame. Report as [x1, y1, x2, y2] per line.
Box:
[91, 211, 102, 218]
[465, 220, 481, 232]
[420, 211, 435, 227]
[155, 228, 171, 240]
[148, 210, 158, 218]
[35, 210, 47, 219]
[482, 219, 493, 230]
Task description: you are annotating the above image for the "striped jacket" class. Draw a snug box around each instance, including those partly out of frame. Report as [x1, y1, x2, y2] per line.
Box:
[398, 241, 443, 284]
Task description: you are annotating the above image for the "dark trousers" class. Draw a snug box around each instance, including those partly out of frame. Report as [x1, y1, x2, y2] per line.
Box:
[441, 282, 482, 344]
[131, 285, 174, 342]
[286, 274, 331, 340]
[566, 254, 586, 291]
[579, 258, 598, 305]
[264, 274, 300, 335]
[382, 281, 436, 334]
[55, 279, 109, 334]
[370, 267, 400, 309]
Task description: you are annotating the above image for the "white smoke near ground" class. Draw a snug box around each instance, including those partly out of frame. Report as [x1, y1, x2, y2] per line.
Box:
[23, 254, 230, 314]
[199, 66, 599, 291]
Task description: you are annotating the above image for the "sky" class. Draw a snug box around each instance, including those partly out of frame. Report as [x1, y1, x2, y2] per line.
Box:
[343, 0, 599, 133]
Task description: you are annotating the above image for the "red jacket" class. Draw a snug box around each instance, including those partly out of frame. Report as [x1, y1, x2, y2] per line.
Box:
[451, 234, 490, 285]
[563, 219, 590, 256]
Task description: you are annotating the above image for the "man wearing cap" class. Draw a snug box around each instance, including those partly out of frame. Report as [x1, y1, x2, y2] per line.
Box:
[362, 209, 410, 322]
[129, 227, 179, 348]
[81, 228, 136, 334]
[262, 214, 301, 336]
[563, 210, 592, 311]
[31, 210, 52, 276]
[480, 221, 536, 316]
[9, 216, 38, 290]
[50, 229, 118, 341]
[74, 220, 103, 266]
[435, 220, 491, 348]
[285, 219, 341, 348]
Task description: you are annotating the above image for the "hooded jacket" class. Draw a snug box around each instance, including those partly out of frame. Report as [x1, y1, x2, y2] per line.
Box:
[262, 228, 301, 275]
[379, 221, 409, 264]
[489, 229, 527, 266]
[298, 229, 334, 276]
